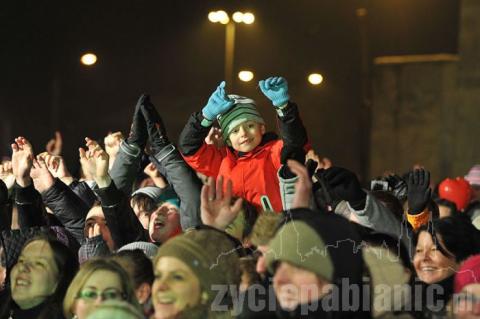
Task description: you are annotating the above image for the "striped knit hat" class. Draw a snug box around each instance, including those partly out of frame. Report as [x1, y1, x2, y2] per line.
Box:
[217, 95, 265, 141]
[465, 164, 480, 186]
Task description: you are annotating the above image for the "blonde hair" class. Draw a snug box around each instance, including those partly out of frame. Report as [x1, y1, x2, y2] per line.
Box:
[63, 258, 140, 319]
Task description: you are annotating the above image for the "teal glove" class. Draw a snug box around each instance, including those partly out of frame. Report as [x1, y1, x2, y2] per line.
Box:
[259, 76, 290, 107]
[202, 81, 235, 121]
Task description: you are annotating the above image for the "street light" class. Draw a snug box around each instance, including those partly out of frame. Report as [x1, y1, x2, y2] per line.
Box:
[80, 53, 97, 66]
[208, 10, 255, 88]
[238, 70, 254, 82]
[308, 73, 324, 85]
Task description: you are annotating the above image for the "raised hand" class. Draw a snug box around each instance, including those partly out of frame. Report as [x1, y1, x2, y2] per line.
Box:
[201, 176, 243, 230]
[143, 162, 167, 188]
[407, 169, 431, 214]
[0, 161, 15, 190]
[30, 157, 55, 193]
[45, 131, 63, 156]
[11, 137, 34, 187]
[104, 131, 124, 159]
[202, 81, 235, 120]
[38, 152, 74, 185]
[205, 127, 225, 148]
[317, 167, 366, 210]
[258, 76, 290, 107]
[287, 160, 312, 209]
[85, 138, 110, 188]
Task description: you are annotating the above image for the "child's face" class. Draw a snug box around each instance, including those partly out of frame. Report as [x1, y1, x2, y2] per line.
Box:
[228, 121, 265, 153]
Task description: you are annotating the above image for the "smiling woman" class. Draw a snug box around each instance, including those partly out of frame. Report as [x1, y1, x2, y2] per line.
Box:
[413, 215, 480, 318]
[0, 234, 78, 319]
[63, 259, 140, 319]
[151, 229, 241, 319]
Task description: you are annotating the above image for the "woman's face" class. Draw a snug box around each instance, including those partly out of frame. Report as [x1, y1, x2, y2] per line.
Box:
[10, 240, 60, 309]
[73, 270, 125, 319]
[273, 261, 331, 311]
[414, 231, 458, 284]
[152, 256, 201, 319]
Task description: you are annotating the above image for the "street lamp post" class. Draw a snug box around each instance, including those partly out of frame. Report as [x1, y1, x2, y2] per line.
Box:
[208, 10, 254, 89]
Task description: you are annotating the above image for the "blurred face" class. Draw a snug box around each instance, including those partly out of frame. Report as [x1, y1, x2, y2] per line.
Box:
[132, 202, 152, 230]
[255, 245, 269, 276]
[453, 284, 480, 318]
[148, 203, 181, 244]
[413, 231, 458, 284]
[73, 270, 125, 319]
[273, 261, 331, 311]
[152, 256, 201, 319]
[438, 205, 453, 218]
[10, 240, 59, 309]
[228, 121, 265, 153]
[84, 207, 115, 251]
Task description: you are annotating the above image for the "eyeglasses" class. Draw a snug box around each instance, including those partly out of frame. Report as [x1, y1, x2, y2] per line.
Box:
[77, 288, 125, 302]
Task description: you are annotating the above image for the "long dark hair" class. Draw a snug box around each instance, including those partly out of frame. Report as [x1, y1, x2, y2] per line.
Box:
[416, 215, 480, 262]
[0, 234, 78, 319]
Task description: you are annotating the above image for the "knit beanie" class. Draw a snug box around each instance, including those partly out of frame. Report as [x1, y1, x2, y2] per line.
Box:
[465, 165, 480, 186]
[217, 95, 265, 141]
[454, 254, 480, 293]
[154, 229, 241, 302]
[131, 186, 180, 208]
[118, 241, 159, 259]
[265, 220, 334, 281]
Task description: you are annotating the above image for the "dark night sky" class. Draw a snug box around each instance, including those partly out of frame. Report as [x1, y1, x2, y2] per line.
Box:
[0, 0, 459, 176]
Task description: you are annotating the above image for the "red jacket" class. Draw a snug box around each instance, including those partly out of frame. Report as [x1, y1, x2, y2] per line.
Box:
[183, 138, 284, 212]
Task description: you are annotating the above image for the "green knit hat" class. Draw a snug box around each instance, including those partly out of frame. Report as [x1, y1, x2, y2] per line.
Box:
[217, 95, 265, 141]
[154, 229, 240, 302]
[265, 220, 334, 282]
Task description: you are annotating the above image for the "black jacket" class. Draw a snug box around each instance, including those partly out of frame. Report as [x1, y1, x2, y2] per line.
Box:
[41, 178, 90, 244]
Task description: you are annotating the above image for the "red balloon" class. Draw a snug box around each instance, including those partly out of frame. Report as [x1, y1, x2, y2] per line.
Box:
[439, 177, 473, 211]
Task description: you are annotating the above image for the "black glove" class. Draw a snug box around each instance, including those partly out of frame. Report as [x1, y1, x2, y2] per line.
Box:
[126, 94, 149, 149]
[312, 172, 341, 212]
[140, 95, 169, 154]
[317, 167, 366, 210]
[407, 169, 431, 214]
[279, 146, 306, 179]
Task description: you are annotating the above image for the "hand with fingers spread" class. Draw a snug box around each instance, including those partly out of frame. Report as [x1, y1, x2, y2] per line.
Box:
[30, 158, 55, 193]
[201, 176, 243, 230]
[202, 81, 235, 121]
[0, 161, 15, 190]
[84, 138, 110, 188]
[287, 160, 312, 209]
[407, 169, 431, 214]
[11, 137, 34, 187]
[38, 152, 73, 185]
[45, 131, 63, 156]
[258, 76, 290, 107]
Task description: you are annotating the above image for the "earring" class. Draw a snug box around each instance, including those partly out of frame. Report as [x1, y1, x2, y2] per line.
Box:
[200, 291, 209, 305]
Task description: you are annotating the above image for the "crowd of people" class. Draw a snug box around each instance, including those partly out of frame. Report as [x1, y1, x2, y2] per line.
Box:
[1, 76, 480, 319]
